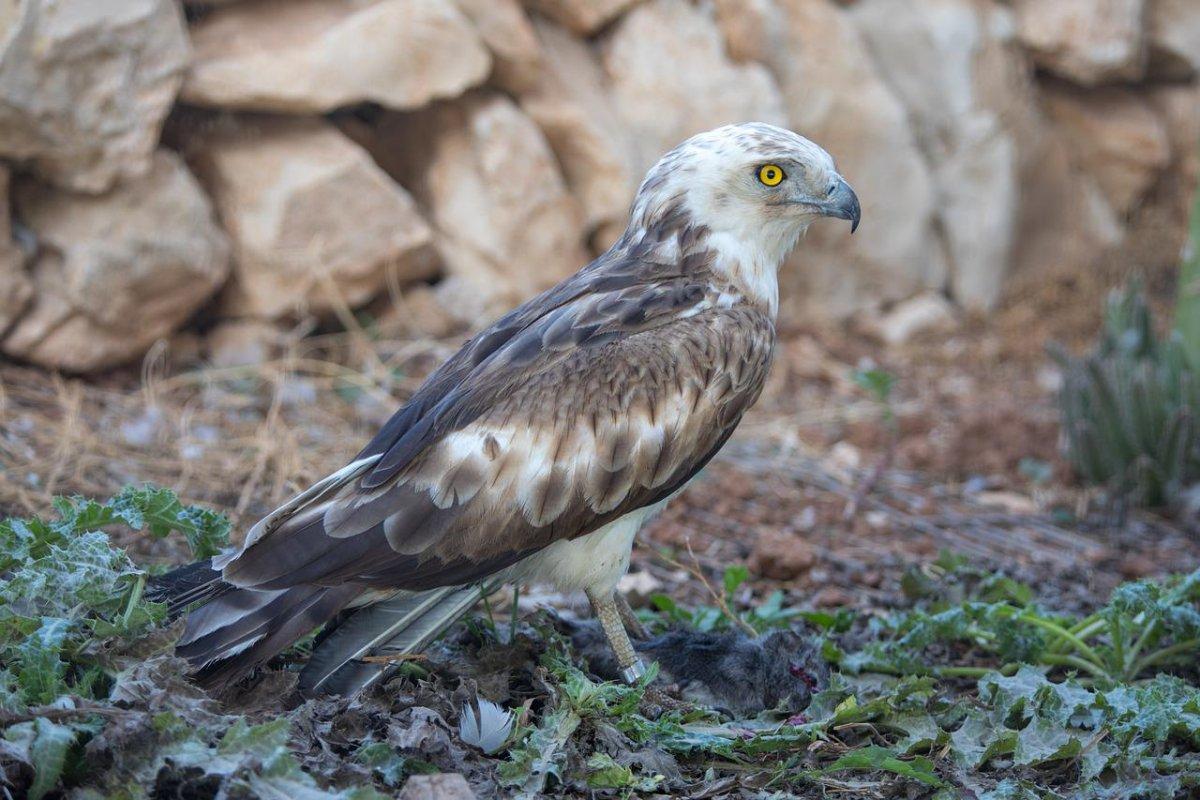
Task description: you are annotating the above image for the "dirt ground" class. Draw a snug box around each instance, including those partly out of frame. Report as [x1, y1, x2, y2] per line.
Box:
[2, 254, 1197, 621]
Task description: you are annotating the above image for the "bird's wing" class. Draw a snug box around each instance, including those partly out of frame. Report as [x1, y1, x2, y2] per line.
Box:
[217, 264, 774, 594]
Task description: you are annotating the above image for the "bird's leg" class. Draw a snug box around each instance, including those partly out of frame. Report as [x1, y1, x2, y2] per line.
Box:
[613, 591, 649, 640]
[586, 588, 646, 684]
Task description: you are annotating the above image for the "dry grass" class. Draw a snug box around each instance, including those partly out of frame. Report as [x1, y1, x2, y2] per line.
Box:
[0, 326, 459, 557]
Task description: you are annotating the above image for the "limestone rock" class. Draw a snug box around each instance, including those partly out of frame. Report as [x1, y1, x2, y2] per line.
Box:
[713, 0, 790, 66]
[872, 292, 957, 345]
[2, 152, 230, 372]
[206, 319, 286, 367]
[183, 0, 491, 113]
[851, 0, 1026, 309]
[0, 0, 189, 192]
[1012, 0, 1146, 85]
[601, 0, 787, 176]
[455, 0, 542, 93]
[362, 93, 588, 323]
[520, 19, 638, 237]
[1042, 84, 1171, 216]
[523, 0, 641, 35]
[376, 285, 463, 340]
[774, 0, 947, 320]
[1153, 86, 1200, 190]
[187, 116, 436, 320]
[1148, 0, 1200, 79]
[0, 167, 32, 334]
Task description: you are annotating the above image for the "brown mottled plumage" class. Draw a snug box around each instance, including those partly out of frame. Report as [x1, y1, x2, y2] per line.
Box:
[160, 122, 860, 693]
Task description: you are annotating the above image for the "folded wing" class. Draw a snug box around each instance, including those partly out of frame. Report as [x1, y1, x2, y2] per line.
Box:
[217, 263, 775, 598]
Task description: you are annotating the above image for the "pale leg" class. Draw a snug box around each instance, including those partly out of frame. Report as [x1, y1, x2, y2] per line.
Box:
[586, 587, 646, 683]
[613, 591, 649, 640]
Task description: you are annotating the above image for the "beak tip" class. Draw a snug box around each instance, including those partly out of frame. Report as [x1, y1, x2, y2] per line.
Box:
[828, 176, 861, 236]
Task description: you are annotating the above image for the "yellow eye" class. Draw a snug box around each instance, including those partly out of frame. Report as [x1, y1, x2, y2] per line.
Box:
[758, 164, 785, 186]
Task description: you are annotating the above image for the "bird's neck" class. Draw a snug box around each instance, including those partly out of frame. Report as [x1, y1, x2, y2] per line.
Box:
[627, 197, 806, 319]
[695, 219, 807, 319]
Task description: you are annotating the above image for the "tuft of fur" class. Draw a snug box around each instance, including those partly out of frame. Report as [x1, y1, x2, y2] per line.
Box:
[563, 616, 829, 716]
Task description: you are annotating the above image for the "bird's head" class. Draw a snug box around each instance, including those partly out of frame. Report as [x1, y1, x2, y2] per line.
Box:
[625, 123, 859, 313]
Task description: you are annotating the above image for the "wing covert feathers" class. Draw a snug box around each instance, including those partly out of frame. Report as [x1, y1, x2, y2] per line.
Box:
[216, 303, 774, 598]
[179, 249, 776, 689]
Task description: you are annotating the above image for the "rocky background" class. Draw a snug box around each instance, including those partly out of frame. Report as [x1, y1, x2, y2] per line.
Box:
[0, 0, 1197, 373]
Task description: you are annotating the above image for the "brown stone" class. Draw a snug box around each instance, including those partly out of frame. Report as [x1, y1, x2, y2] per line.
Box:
[601, 0, 787, 176]
[187, 116, 436, 320]
[183, 0, 491, 113]
[1012, 0, 1146, 85]
[850, 0, 1029, 310]
[455, 0, 542, 93]
[0, 0, 189, 193]
[519, 18, 638, 236]
[750, 529, 817, 581]
[360, 93, 588, 324]
[0, 166, 32, 335]
[713, 0, 789, 66]
[523, 0, 641, 35]
[2, 152, 231, 372]
[1148, 0, 1200, 78]
[1042, 84, 1171, 216]
[205, 320, 286, 367]
[774, 0, 947, 320]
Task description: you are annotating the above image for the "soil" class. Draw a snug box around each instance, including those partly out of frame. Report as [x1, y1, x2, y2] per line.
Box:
[3, 277, 1197, 619]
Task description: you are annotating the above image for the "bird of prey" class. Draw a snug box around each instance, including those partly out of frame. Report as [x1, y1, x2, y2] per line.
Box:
[160, 122, 860, 695]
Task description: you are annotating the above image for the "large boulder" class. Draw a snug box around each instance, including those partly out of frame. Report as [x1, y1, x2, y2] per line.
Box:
[1147, 0, 1200, 79]
[712, 0, 790, 66]
[186, 116, 436, 320]
[773, 0, 947, 319]
[455, 0, 542, 94]
[0, 0, 189, 193]
[2, 152, 230, 372]
[1041, 84, 1171, 218]
[519, 18, 638, 247]
[0, 167, 32, 334]
[354, 93, 589, 323]
[600, 0, 787, 177]
[850, 0, 1027, 309]
[1011, 0, 1147, 86]
[523, 0, 642, 35]
[182, 0, 491, 113]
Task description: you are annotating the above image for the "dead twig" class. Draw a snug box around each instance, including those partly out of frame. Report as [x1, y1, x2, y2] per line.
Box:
[656, 538, 758, 637]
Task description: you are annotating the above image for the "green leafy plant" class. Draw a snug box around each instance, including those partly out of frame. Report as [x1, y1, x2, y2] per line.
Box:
[0, 487, 229, 799]
[842, 556, 1200, 687]
[1052, 286, 1200, 508]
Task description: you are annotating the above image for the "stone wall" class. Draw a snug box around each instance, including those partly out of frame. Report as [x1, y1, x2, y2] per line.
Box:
[0, 0, 1197, 371]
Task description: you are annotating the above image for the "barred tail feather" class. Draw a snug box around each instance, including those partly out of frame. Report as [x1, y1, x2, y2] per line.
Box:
[164, 575, 360, 690]
[299, 579, 501, 698]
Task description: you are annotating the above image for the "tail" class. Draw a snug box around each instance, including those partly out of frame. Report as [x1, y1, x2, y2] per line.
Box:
[150, 560, 360, 690]
[298, 578, 501, 697]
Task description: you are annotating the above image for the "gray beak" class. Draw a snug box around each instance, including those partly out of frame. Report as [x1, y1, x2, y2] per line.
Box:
[824, 176, 861, 234]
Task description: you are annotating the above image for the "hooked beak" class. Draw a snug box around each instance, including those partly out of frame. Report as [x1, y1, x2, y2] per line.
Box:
[822, 176, 861, 234]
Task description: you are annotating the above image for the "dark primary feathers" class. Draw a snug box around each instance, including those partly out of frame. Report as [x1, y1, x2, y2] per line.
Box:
[163, 119, 864, 689]
[173, 242, 776, 684]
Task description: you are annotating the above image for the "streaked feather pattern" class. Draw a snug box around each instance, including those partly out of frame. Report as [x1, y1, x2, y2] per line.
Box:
[165, 121, 862, 689]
